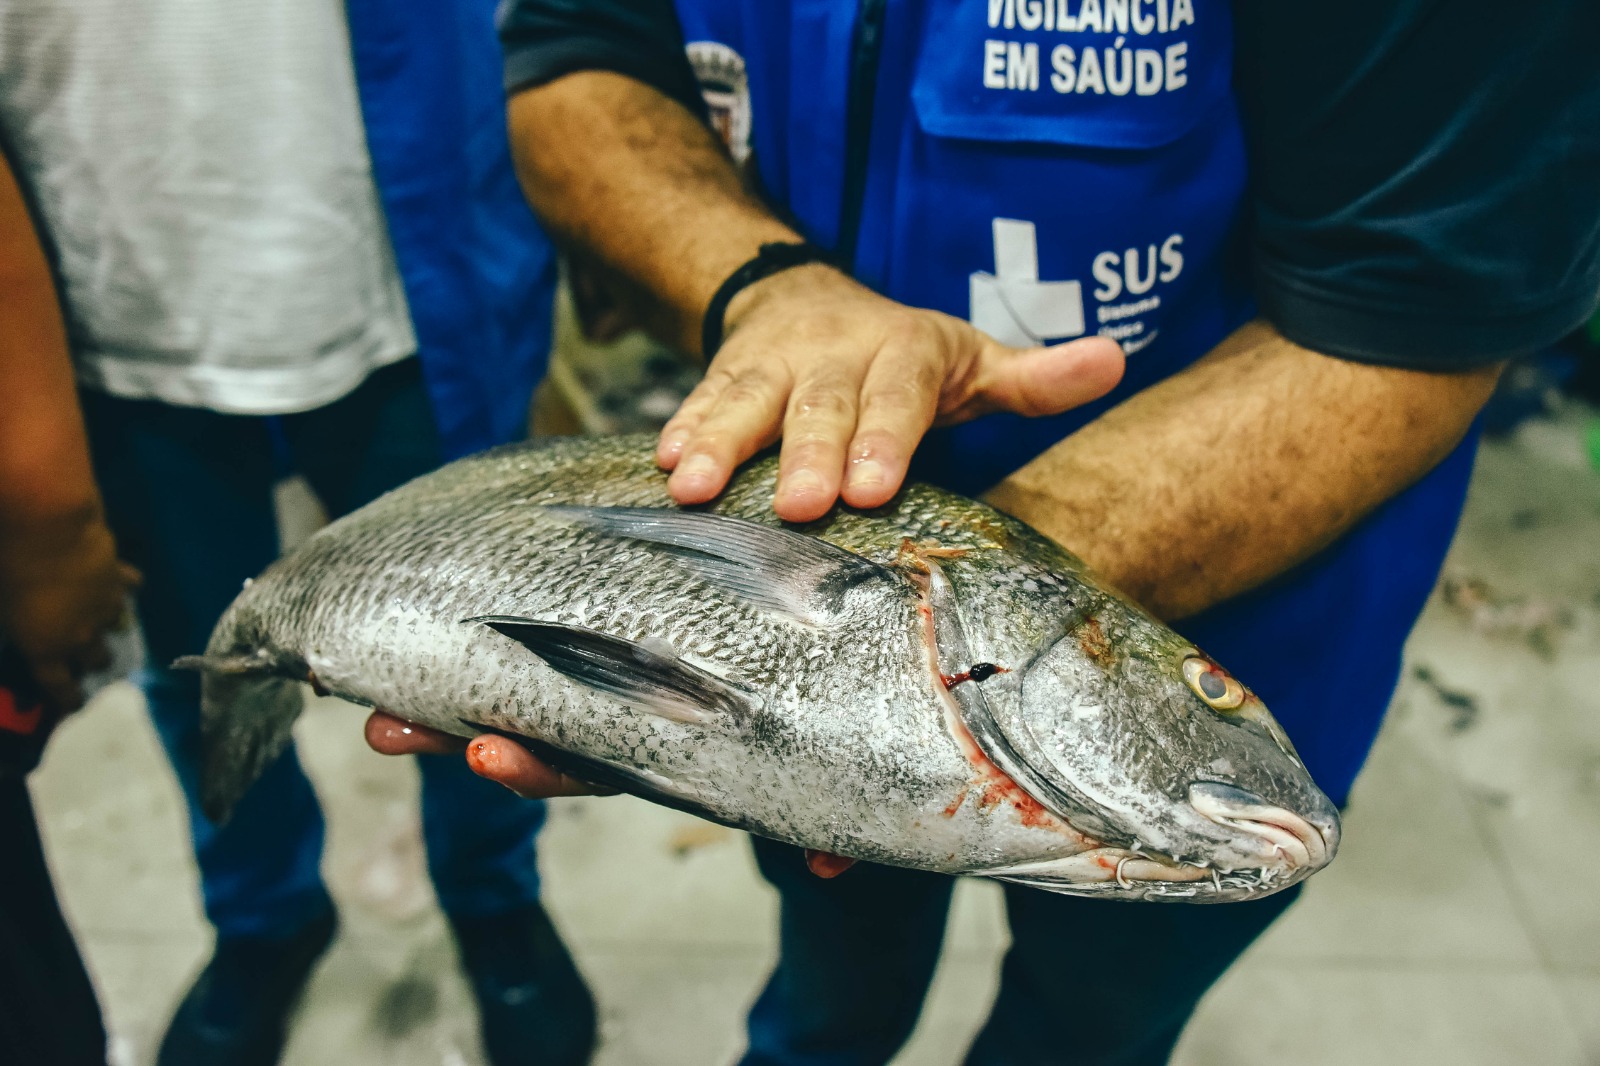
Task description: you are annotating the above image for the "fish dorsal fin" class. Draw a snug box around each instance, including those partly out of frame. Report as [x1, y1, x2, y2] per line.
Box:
[546, 505, 890, 624]
[465, 615, 752, 726]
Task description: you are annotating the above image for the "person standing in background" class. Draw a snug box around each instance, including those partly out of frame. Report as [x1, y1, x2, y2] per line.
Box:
[1, 141, 137, 1066]
[0, 2, 596, 1064]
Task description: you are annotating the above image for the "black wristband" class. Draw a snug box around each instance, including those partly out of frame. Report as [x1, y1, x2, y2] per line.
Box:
[701, 242, 835, 358]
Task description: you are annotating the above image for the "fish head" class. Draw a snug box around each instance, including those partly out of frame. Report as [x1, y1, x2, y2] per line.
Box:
[988, 593, 1340, 901]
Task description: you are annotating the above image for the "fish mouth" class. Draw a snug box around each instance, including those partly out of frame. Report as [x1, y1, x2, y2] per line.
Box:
[1186, 780, 1339, 874]
[980, 783, 1340, 903]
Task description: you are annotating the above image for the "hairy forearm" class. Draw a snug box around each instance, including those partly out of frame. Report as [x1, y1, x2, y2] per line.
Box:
[986, 320, 1502, 620]
[507, 71, 799, 354]
[0, 152, 101, 530]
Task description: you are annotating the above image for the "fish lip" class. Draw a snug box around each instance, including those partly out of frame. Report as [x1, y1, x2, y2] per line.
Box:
[1186, 780, 1340, 872]
[981, 846, 1293, 902]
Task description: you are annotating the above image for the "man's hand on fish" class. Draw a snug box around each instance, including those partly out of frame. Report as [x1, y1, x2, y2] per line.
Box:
[505, 75, 1122, 525]
[657, 262, 1124, 523]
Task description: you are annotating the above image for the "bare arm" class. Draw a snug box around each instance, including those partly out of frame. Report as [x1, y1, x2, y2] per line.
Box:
[0, 149, 138, 711]
[987, 320, 1501, 619]
[507, 73, 1123, 521]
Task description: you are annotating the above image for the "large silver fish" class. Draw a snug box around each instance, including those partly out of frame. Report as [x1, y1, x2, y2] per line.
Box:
[191, 435, 1338, 902]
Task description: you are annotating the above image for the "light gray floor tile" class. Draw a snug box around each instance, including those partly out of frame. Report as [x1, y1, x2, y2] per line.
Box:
[88, 937, 207, 1066]
[582, 947, 770, 1066]
[283, 937, 487, 1066]
[538, 796, 780, 953]
[1554, 974, 1600, 1064]
[1247, 718, 1541, 967]
[31, 685, 207, 938]
[938, 877, 1008, 954]
[1390, 428, 1600, 974]
[1173, 963, 1590, 1066]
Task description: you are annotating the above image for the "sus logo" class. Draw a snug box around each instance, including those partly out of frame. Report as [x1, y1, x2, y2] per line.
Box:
[970, 218, 1087, 347]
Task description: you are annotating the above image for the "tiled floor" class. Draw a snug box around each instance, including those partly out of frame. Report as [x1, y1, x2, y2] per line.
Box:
[29, 408, 1600, 1065]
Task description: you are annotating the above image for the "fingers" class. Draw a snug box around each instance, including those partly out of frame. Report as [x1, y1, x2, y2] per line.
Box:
[464, 734, 612, 798]
[772, 375, 865, 522]
[656, 380, 721, 468]
[364, 712, 610, 799]
[364, 711, 467, 755]
[840, 348, 942, 510]
[804, 849, 857, 878]
[661, 367, 788, 505]
[968, 335, 1126, 421]
[653, 287, 1119, 518]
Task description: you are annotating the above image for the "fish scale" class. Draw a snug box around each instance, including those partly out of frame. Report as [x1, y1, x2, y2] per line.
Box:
[193, 434, 1340, 901]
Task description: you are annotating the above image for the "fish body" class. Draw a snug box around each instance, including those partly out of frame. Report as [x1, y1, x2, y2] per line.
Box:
[195, 435, 1338, 902]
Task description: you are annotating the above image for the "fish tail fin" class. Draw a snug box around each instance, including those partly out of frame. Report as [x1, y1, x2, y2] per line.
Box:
[177, 651, 305, 824]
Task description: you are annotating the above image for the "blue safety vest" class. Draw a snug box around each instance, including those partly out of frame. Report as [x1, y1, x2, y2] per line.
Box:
[346, 0, 556, 460]
[674, 0, 1478, 806]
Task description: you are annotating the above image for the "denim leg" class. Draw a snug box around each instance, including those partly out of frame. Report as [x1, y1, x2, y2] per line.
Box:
[281, 359, 444, 518]
[965, 883, 1302, 1066]
[742, 837, 955, 1066]
[284, 359, 545, 918]
[414, 755, 546, 917]
[79, 390, 333, 938]
[142, 669, 333, 937]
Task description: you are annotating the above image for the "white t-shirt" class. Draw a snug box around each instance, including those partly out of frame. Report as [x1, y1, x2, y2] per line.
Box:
[0, 0, 417, 414]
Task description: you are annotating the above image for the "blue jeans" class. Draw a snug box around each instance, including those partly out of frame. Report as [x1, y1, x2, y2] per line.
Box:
[81, 361, 546, 938]
[742, 836, 1300, 1066]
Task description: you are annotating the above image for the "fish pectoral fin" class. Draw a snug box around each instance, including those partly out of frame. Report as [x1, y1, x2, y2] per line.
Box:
[545, 505, 890, 623]
[465, 615, 751, 726]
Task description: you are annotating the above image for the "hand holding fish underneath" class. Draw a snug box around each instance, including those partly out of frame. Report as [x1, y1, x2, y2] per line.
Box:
[364, 709, 607, 798]
[365, 709, 861, 879]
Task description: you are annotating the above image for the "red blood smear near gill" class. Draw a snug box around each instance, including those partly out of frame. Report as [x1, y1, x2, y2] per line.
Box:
[805, 850, 857, 878]
[944, 702, 1057, 830]
[913, 586, 1061, 833]
[942, 664, 1008, 690]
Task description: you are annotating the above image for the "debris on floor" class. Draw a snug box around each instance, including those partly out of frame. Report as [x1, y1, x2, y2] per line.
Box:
[1437, 575, 1575, 659]
[1410, 664, 1482, 733]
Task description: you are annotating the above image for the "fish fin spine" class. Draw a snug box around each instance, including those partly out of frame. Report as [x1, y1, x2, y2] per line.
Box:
[463, 614, 753, 725]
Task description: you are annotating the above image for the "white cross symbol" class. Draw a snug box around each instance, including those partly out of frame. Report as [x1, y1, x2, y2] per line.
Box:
[968, 218, 1086, 348]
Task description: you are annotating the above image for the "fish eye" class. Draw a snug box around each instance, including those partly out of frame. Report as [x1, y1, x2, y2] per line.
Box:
[1182, 656, 1245, 711]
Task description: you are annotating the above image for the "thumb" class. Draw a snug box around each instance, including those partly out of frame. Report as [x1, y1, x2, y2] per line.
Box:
[976, 334, 1125, 418]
